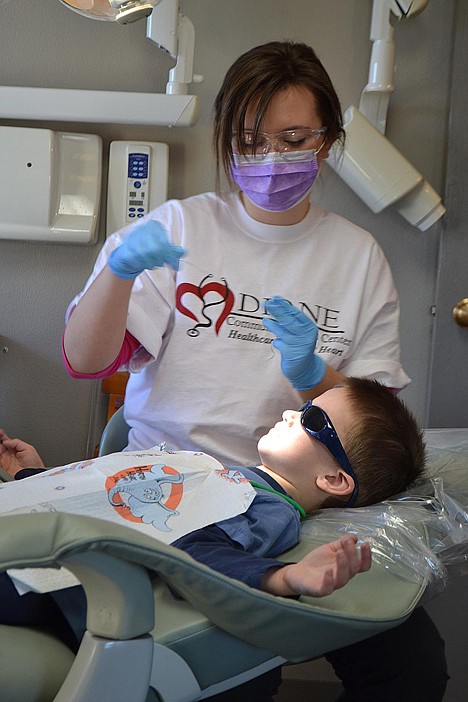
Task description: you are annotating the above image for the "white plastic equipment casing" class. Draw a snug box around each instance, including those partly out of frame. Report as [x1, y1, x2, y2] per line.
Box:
[0, 87, 199, 127]
[106, 141, 169, 235]
[329, 106, 445, 231]
[0, 126, 102, 243]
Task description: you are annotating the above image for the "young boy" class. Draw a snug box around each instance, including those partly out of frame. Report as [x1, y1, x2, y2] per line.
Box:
[0, 376, 424, 602]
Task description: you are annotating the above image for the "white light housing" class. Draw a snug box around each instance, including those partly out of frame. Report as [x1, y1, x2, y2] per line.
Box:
[329, 107, 445, 231]
[329, 1, 445, 231]
[58, 0, 161, 24]
[0, 0, 202, 127]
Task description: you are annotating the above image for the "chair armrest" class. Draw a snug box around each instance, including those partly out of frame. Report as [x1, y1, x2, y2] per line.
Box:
[0, 512, 155, 639]
[0, 511, 427, 662]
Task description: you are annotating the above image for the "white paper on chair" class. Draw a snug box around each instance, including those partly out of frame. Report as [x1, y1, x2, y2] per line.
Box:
[0, 449, 256, 594]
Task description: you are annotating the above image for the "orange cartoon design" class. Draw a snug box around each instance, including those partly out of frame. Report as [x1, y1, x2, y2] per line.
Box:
[106, 463, 184, 532]
[215, 468, 250, 484]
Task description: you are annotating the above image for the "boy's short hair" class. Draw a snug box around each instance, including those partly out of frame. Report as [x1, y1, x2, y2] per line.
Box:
[327, 377, 426, 508]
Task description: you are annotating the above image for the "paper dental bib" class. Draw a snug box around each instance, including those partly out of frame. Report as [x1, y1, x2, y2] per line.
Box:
[0, 449, 256, 593]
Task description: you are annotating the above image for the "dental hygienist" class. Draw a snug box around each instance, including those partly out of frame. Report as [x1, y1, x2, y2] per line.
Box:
[62, 41, 446, 702]
[64, 40, 409, 468]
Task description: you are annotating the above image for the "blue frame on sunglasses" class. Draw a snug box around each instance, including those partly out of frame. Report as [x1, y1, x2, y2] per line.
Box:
[300, 401, 359, 507]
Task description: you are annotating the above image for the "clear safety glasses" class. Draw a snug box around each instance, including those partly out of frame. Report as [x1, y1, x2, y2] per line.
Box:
[232, 127, 327, 161]
[300, 401, 359, 507]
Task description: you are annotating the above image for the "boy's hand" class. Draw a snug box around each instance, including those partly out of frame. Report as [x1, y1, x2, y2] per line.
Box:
[261, 535, 371, 597]
[0, 429, 45, 478]
[108, 220, 185, 279]
[263, 296, 326, 390]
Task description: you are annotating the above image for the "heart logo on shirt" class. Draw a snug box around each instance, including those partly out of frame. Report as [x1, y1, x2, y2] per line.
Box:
[176, 276, 234, 336]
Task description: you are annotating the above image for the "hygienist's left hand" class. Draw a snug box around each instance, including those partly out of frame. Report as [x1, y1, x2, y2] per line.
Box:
[263, 296, 326, 390]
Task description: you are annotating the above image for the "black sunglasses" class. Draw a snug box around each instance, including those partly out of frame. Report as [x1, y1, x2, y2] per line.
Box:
[300, 401, 359, 507]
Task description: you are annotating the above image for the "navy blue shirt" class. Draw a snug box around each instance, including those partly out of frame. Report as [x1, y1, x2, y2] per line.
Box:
[172, 467, 302, 589]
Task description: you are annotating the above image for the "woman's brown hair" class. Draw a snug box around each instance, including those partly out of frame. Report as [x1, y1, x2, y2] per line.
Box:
[213, 41, 345, 188]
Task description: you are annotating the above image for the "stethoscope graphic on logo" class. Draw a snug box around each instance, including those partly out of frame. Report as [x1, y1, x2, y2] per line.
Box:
[176, 274, 234, 337]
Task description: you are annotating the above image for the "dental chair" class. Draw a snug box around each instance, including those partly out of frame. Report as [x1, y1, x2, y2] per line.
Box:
[0, 423, 466, 702]
[98, 405, 129, 457]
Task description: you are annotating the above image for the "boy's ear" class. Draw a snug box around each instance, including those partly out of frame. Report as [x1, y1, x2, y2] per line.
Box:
[316, 470, 355, 498]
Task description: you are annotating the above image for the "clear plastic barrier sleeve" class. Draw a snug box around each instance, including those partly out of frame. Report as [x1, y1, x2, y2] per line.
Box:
[302, 444, 468, 601]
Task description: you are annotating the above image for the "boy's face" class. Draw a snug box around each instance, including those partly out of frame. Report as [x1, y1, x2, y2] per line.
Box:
[257, 387, 352, 489]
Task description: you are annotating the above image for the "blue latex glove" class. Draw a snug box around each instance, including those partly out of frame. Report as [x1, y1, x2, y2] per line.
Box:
[263, 296, 326, 390]
[108, 220, 185, 280]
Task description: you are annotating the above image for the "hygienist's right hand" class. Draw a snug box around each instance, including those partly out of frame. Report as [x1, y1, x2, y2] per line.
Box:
[108, 220, 185, 280]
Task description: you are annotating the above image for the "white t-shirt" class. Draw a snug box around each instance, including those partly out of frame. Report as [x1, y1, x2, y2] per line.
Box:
[68, 192, 409, 466]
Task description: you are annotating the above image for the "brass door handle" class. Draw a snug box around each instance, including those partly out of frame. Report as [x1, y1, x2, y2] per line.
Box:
[453, 298, 468, 327]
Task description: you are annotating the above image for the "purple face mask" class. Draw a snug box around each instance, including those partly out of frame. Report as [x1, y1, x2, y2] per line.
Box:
[230, 150, 320, 212]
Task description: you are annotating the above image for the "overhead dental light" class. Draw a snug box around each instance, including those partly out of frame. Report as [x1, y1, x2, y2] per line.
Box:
[0, 0, 202, 126]
[328, 0, 445, 231]
[58, 0, 160, 25]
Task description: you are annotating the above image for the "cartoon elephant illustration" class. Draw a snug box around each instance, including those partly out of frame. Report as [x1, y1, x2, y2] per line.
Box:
[108, 463, 184, 532]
